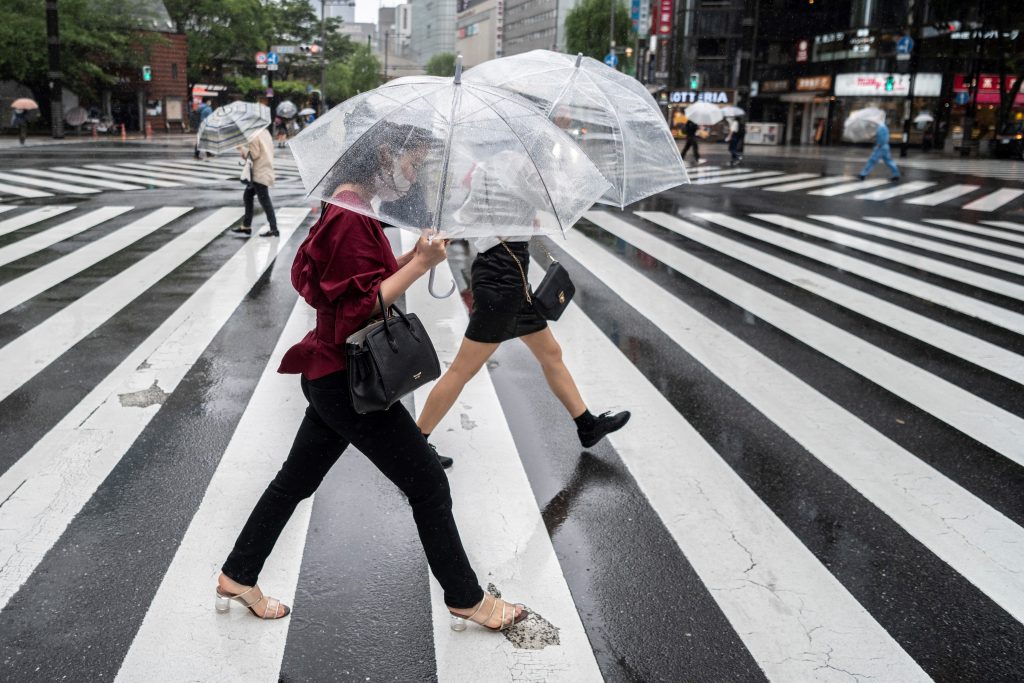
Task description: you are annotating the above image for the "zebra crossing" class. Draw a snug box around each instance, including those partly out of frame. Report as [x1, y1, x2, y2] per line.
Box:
[687, 165, 1024, 212]
[1, 200, 1023, 681]
[0, 156, 303, 199]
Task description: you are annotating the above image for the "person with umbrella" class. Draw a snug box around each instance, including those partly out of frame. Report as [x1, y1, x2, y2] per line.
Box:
[721, 106, 745, 166]
[10, 98, 38, 146]
[231, 123, 279, 237]
[853, 111, 900, 182]
[194, 99, 214, 159]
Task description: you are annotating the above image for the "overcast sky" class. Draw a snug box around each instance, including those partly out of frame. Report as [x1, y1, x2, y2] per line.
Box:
[308, 0, 401, 26]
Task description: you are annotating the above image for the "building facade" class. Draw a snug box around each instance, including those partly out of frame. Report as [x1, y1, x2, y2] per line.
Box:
[409, 0, 458, 62]
[455, 0, 500, 66]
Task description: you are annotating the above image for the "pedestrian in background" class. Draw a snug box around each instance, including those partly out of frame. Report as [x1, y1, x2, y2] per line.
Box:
[726, 116, 745, 166]
[858, 120, 900, 182]
[11, 109, 27, 146]
[681, 119, 706, 165]
[194, 100, 213, 159]
[230, 127, 279, 237]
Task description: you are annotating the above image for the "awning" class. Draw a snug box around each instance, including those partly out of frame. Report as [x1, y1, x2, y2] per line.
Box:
[779, 92, 821, 103]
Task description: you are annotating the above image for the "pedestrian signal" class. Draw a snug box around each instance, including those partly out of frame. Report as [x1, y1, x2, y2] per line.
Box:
[142, 65, 152, 82]
[884, 75, 895, 91]
[689, 72, 700, 89]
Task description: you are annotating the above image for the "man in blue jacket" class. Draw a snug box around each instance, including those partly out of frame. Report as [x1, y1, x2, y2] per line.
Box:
[858, 121, 900, 182]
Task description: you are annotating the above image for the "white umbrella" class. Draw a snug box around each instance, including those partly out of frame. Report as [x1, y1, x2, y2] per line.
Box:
[197, 102, 271, 153]
[276, 101, 298, 119]
[464, 50, 688, 209]
[842, 107, 886, 143]
[298, 107, 316, 116]
[684, 102, 724, 126]
[914, 112, 934, 123]
[720, 106, 745, 118]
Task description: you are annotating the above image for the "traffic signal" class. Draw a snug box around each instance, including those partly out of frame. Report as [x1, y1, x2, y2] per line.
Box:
[299, 44, 320, 54]
[884, 75, 895, 91]
[625, 46, 633, 58]
[142, 65, 152, 82]
[689, 72, 700, 89]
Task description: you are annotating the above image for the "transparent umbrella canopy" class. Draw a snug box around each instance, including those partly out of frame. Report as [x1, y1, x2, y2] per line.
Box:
[464, 50, 687, 210]
[277, 101, 298, 119]
[842, 107, 886, 143]
[684, 102, 724, 126]
[288, 62, 610, 241]
[720, 105, 746, 118]
[196, 102, 271, 154]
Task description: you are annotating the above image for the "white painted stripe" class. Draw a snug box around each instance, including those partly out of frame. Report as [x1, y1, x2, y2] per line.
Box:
[905, 184, 981, 206]
[80, 164, 204, 184]
[691, 167, 752, 179]
[870, 217, 1024, 257]
[401, 233, 604, 683]
[0, 208, 239, 402]
[810, 178, 888, 196]
[685, 164, 721, 172]
[115, 300, 314, 683]
[13, 168, 146, 191]
[54, 166, 182, 188]
[589, 211, 1024, 464]
[560, 223, 1024, 629]
[0, 207, 191, 316]
[0, 181, 53, 198]
[754, 214, 1024, 302]
[0, 206, 131, 268]
[694, 171, 784, 185]
[127, 162, 235, 180]
[926, 219, 1024, 246]
[722, 173, 819, 189]
[0, 208, 308, 612]
[528, 256, 929, 682]
[0, 206, 75, 237]
[982, 220, 1024, 234]
[811, 215, 1024, 277]
[634, 211, 1024, 386]
[764, 175, 855, 192]
[0, 171, 100, 194]
[963, 189, 1024, 212]
[179, 159, 299, 177]
[696, 212, 1024, 336]
[855, 180, 936, 201]
[107, 163, 224, 183]
[145, 160, 236, 176]
[0, 206, 15, 215]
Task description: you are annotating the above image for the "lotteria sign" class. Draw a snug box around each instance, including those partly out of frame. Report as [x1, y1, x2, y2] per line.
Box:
[666, 90, 733, 104]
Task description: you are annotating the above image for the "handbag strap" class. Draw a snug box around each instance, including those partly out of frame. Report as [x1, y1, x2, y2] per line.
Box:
[375, 290, 422, 346]
[500, 241, 532, 304]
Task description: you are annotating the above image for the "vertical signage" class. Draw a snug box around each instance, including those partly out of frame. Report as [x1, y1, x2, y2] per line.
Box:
[657, 0, 673, 35]
[795, 39, 809, 62]
[638, 0, 650, 37]
[495, 0, 504, 56]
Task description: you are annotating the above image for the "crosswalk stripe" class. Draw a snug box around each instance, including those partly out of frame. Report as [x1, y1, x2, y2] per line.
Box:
[926, 218, 1024, 246]
[0, 206, 15, 215]
[527, 253, 930, 680]
[869, 216, 1024, 258]
[55, 166, 183, 188]
[402, 233, 605, 681]
[755, 214, 1024, 302]
[810, 178, 888, 196]
[0, 206, 131, 268]
[12, 168, 147, 191]
[115, 300, 314, 682]
[905, 184, 981, 206]
[691, 167, 751, 179]
[982, 220, 1024, 234]
[962, 189, 1024, 212]
[0, 171, 101, 194]
[0, 207, 241, 404]
[811, 215, 1024, 277]
[177, 159, 299, 177]
[721, 172, 818, 189]
[0, 208, 307, 612]
[0, 206, 75, 237]
[685, 164, 722, 172]
[855, 181, 936, 201]
[561, 218, 1024, 628]
[694, 171, 784, 185]
[634, 211, 1024, 386]
[697, 212, 1024, 336]
[764, 175, 855, 192]
[588, 211, 1024, 464]
[81, 163, 210, 184]
[0, 180, 53, 198]
[108, 163, 227, 183]
[132, 161, 234, 179]
[0, 207, 192, 316]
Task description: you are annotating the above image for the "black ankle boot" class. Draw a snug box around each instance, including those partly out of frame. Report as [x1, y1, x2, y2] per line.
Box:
[577, 411, 631, 448]
[427, 442, 454, 469]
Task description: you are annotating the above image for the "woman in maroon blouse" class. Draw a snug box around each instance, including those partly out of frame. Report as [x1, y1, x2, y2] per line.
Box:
[215, 122, 528, 632]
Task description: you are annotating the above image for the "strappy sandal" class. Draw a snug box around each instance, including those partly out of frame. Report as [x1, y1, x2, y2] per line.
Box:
[448, 592, 528, 632]
[215, 584, 291, 620]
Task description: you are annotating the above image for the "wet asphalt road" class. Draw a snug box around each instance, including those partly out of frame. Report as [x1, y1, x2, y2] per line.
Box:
[0, 140, 1023, 682]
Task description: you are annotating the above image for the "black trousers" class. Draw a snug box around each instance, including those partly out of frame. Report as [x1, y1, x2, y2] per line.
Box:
[221, 371, 484, 609]
[681, 137, 700, 161]
[242, 182, 277, 231]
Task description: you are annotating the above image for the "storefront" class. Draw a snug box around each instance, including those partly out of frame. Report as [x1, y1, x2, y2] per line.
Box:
[949, 74, 1024, 144]
[832, 72, 943, 144]
[779, 75, 833, 145]
[658, 88, 736, 139]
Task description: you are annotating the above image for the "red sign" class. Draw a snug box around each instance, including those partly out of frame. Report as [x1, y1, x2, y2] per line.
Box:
[255, 51, 267, 64]
[657, 0, 673, 35]
[795, 39, 809, 63]
[953, 74, 1024, 106]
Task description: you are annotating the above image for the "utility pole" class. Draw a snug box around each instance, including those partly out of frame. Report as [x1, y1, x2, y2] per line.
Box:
[384, 31, 389, 81]
[961, 1, 985, 157]
[320, 0, 327, 115]
[45, 0, 64, 139]
[899, 0, 922, 158]
[610, 0, 616, 68]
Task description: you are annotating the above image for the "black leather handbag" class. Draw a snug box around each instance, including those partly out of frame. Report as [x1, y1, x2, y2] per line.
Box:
[532, 253, 574, 321]
[345, 291, 441, 414]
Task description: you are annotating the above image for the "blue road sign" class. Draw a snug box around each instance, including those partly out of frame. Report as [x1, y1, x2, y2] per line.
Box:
[604, 53, 619, 68]
[955, 91, 970, 105]
[896, 35, 914, 55]
[266, 51, 281, 65]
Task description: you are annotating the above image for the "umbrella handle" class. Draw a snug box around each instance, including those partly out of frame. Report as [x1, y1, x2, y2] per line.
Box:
[428, 266, 456, 299]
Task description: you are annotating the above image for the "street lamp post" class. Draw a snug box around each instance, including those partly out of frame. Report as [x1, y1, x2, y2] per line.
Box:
[45, 0, 64, 139]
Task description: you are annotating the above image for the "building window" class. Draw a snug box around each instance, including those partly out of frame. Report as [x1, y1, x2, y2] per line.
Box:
[171, 63, 178, 80]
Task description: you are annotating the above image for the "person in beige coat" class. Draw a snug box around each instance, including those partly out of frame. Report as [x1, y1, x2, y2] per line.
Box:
[231, 127, 279, 237]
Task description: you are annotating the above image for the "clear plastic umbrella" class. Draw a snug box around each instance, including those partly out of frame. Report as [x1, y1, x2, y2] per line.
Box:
[684, 102, 724, 126]
[464, 50, 687, 209]
[277, 101, 298, 119]
[913, 112, 934, 123]
[842, 107, 886, 143]
[720, 105, 745, 118]
[196, 102, 271, 154]
[298, 107, 316, 116]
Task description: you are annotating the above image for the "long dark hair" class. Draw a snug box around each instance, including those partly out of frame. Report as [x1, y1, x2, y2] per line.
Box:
[318, 120, 434, 195]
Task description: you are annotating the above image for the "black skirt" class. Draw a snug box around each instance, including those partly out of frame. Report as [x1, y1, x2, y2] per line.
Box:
[464, 241, 548, 343]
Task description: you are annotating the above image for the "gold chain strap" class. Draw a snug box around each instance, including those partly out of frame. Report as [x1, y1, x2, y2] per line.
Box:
[500, 241, 532, 304]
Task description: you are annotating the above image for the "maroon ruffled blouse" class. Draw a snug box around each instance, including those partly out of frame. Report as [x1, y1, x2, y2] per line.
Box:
[279, 192, 399, 379]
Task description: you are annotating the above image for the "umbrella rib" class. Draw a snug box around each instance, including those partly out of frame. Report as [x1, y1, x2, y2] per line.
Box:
[431, 86, 463, 233]
[587, 78, 628, 208]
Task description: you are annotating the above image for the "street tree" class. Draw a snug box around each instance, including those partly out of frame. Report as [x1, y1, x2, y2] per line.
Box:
[324, 45, 381, 104]
[564, 0, 630, 62]
[425, 53, 457, 77]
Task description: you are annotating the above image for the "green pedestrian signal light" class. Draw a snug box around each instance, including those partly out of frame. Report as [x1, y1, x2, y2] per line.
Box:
[142, 65, 152, 82]
[884, 75, 894, 91]
[689, 72, 700, 89]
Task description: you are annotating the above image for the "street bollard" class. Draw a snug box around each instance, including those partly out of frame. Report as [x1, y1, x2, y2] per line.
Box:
[92, 124, 97, 139]
[145, 122, 152, 139]
[120, 123, 126, 140]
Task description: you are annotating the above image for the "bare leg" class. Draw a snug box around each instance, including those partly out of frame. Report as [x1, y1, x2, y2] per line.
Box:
[519, 328, 586, 418]
[417, 337, 500, 435]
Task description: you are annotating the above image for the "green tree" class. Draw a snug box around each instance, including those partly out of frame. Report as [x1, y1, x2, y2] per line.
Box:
[564, 0, 629, 62]
[324, 45, 381, 104]
[425, 52, 456, 77]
